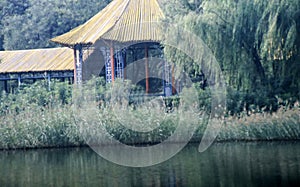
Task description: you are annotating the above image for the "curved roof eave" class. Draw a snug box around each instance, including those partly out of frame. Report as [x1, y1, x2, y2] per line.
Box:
[50, 0, 165, 46]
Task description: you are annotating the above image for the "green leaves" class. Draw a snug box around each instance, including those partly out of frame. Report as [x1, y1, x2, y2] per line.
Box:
[0, 0, 111, 50]
[161, 0, 300, 106]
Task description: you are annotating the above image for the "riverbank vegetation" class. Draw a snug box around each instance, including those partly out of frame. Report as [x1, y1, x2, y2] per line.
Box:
[0, 0, 299, 149]
[0, 79, 299, 150]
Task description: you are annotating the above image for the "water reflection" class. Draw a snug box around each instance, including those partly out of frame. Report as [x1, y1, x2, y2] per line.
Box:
[0, 142, 300, 186]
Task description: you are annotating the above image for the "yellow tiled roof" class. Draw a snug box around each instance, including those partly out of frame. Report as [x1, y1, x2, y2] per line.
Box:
[0, 48, 74, 73]
[51, 0, 164, 46]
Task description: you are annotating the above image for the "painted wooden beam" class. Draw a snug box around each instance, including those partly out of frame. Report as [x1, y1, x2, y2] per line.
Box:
[73, 44, 83, 84]
[47, 72, 51, 90]
[73, 48, 78, 84]
[77, 45, 83, 84]
[0, 71, 73, 81]
[101, 47, 112, 83]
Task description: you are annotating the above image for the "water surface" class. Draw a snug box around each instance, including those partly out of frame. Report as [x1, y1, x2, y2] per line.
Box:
[1, 142, 300, 186]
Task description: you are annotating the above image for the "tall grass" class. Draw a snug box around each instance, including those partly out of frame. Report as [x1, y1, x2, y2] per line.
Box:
[0, 81, 83, 149]
[0, 78, 299, 150]
[217, 106, 300, 141]
[0, 104, 83, 149]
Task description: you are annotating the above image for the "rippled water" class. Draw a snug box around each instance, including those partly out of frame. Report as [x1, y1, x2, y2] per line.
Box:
[1, 142, 300, 186]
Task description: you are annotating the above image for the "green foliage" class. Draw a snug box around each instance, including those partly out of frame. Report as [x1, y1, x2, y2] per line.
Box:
[0, 0, 111, 50]
[217, 107, 300, 141]
[0, 81, 82, 149]
[160, 0, 300, 111]
[0, 79, 299, 149]
[0, 0, 30, 49]
[1, 0, 299, 112]
[0, 80, 72, 115]
[0, 1, 300, 149]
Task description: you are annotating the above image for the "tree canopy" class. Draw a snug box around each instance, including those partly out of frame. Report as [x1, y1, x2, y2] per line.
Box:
[161, 0, 300, 109]
[0, 0, 299, 112]
[0, 0, 111, 50]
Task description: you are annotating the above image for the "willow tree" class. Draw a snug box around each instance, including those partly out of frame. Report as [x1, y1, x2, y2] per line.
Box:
[161, 0, 300, 109]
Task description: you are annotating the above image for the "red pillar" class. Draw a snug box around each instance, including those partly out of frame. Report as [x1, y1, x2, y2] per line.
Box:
[172, 65, 176, 95]
[124, 51, 127, 79]
[110, 44, 115, 83]
[145, 45, 149, 94]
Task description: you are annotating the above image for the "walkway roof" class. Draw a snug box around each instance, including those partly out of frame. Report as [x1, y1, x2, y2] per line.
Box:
[0, 48, 74, 74]
[51, 0, 164, 46]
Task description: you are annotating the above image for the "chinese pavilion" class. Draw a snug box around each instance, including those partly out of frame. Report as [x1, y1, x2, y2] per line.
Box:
[51, 0, 174, 95]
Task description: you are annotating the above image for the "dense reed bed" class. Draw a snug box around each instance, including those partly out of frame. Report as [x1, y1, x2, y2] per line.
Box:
[0, 80, 299, 150]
